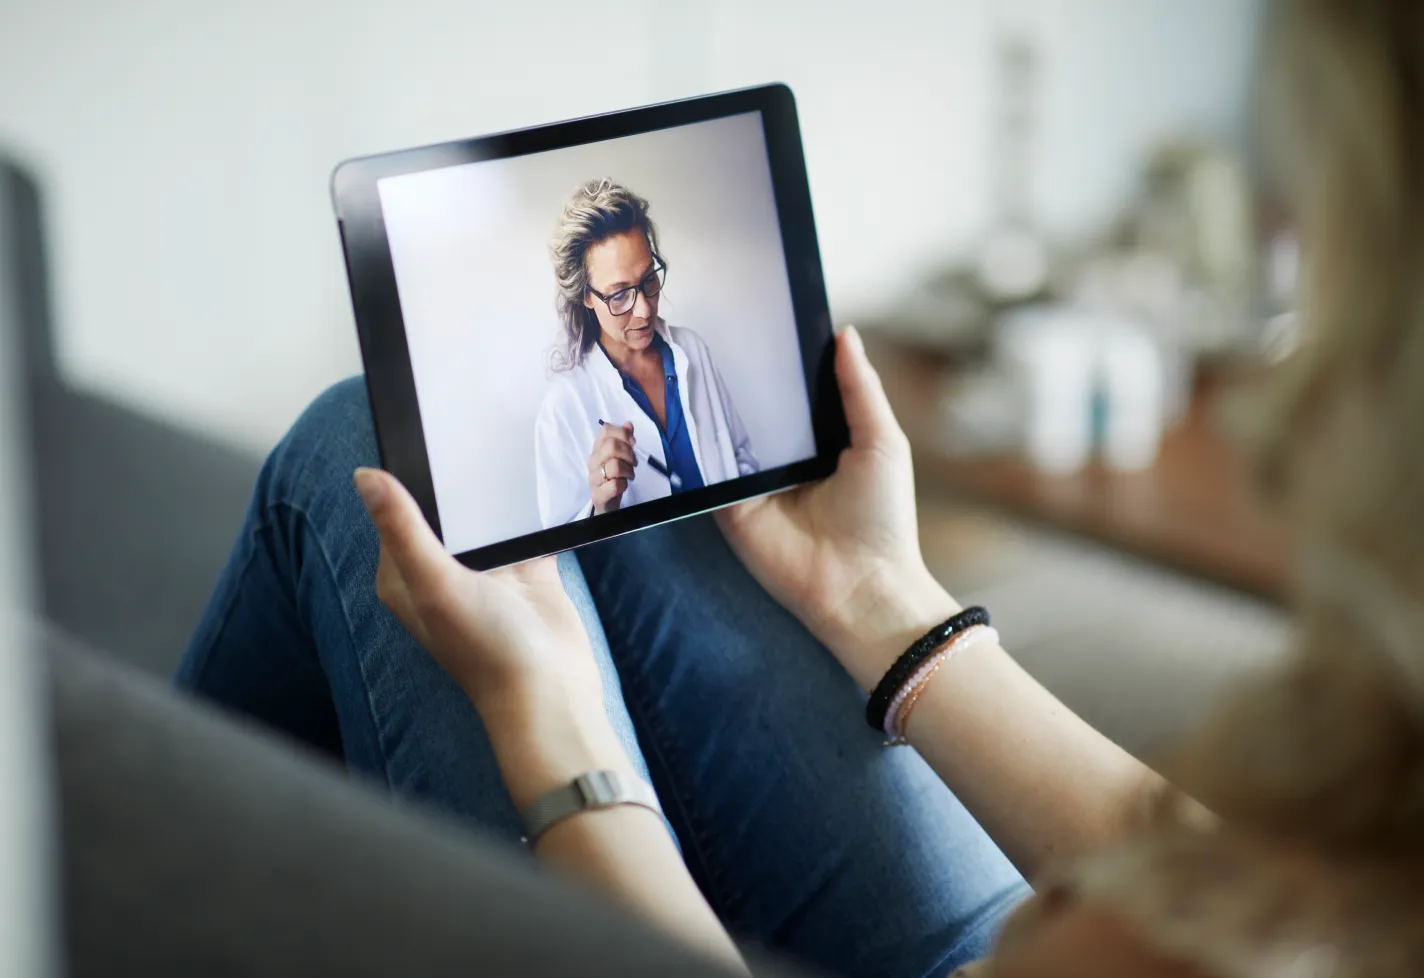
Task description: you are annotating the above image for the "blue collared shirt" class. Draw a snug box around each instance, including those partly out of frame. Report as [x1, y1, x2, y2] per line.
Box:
[616, 333, 704, 495]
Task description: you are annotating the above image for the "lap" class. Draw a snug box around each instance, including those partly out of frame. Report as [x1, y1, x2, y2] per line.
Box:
[180, 377, 1025, 978]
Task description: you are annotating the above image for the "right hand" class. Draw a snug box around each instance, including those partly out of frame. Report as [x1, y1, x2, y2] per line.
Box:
[715, 328, 954, 689]
[589, 422, 638, 515]
[354, 468, 605, 708]
[356, 467, 638, 815]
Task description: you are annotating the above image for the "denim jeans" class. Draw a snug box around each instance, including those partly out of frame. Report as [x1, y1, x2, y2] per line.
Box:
[174, 378, 1027, 978]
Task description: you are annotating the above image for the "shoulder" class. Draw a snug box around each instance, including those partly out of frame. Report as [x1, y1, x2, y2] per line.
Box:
[537, 363, 594, 425]
[664, 323, 706, 348]
[665, 324, 713, 359]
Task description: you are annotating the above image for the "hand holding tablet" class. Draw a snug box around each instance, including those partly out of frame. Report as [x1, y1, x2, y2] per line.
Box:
[333, 84, 846, 569]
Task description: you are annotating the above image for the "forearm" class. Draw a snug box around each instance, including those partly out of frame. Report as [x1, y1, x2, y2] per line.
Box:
[824, 567, 1167, 882]
[475, 685, 746, 973]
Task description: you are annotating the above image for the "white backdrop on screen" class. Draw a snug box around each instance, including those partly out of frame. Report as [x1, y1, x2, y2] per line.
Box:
[378, 112, 815, 556]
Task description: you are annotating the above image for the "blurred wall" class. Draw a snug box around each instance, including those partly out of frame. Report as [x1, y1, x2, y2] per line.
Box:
[0, 0, 1262, 453]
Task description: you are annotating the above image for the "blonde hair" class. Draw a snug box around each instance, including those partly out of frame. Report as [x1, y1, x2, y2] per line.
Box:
[1179, 0, 1424, 856]
[549, 178, 661, 370]
[1015, 3, 1424, 974]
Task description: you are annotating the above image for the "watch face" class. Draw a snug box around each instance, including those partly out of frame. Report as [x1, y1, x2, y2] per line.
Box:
[522, 770, 662, 844]
[574, 770, 625, 807]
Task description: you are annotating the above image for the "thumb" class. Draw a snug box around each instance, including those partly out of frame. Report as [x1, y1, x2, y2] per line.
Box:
[835, 327, 900, 447]
[354, 468, 448, 589]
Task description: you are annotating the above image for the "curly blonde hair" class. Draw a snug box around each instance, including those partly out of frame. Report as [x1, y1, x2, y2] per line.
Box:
[548, 178, 662, 370]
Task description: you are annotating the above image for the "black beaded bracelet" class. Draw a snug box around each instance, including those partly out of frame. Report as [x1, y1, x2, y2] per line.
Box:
[865, 606, 991, 732]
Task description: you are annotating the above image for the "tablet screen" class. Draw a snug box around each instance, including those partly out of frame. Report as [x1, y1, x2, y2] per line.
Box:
[374, 111, 817, 556]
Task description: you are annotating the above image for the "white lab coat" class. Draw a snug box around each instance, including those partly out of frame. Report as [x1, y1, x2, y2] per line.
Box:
[535, 321, 759, 528]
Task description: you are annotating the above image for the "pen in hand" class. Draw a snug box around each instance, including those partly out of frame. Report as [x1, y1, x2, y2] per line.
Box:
[599, 420, 683, 490]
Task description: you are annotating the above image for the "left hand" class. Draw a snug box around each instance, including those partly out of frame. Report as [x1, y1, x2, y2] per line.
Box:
[354, 468, 604, 712]
[715, 328, 955, 689]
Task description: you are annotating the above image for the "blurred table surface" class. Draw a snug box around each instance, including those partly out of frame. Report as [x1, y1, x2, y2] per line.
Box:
[865, 333, 1291, 603]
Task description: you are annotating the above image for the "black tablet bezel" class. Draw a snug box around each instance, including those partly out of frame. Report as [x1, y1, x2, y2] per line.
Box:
[331, 83, 847, 569]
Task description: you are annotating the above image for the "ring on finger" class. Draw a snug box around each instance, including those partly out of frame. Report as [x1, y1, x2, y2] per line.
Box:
[600, 462, 607, 483]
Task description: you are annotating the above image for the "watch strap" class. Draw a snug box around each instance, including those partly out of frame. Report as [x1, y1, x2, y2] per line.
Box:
[521, 770, 662, 845]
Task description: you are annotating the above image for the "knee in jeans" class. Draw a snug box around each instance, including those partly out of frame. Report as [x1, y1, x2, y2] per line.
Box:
[257, 376, 378, 511]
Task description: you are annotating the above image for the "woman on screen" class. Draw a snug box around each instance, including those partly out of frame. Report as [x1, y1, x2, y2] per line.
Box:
[534, 179, 759, 528]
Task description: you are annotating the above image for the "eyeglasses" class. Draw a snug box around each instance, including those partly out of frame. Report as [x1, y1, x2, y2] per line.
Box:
[587, 259, 667, 317]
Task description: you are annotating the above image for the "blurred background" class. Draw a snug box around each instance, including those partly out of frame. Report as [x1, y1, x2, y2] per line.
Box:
[2, 0, 1293, 762]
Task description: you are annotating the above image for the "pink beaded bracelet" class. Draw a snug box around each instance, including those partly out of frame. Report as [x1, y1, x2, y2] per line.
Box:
[883, 625, 1001, 745]
[881, 625, 991, 736]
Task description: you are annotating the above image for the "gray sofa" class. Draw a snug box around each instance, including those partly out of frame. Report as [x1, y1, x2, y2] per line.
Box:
[4, 161, 260, 678]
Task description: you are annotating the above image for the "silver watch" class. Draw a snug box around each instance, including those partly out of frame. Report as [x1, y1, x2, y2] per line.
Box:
[521, 770, 663, 845]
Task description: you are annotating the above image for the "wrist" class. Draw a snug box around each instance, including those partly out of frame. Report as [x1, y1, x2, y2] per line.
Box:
[473, 676, 636, 812]
[824, 563, 962, 692]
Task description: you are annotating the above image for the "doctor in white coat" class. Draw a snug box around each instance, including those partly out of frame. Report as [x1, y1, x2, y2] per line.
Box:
[535, 179, 758, 528]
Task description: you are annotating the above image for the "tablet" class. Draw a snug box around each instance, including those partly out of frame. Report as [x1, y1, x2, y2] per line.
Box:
[332, 84, 846, 569]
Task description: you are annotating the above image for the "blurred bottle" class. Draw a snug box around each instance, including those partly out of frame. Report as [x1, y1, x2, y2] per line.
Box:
[996, 306, 1166, 474]
[1099, 323, 1165, 471]
[998, 307, 1095, 474]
